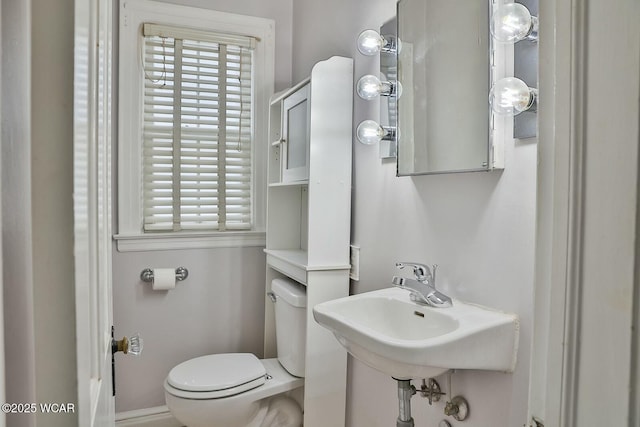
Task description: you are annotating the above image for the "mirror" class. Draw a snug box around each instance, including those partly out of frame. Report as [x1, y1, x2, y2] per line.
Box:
[396, 0, 493, 175]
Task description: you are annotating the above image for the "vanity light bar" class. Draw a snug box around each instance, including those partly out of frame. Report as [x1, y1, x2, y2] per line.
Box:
[355, 29, 400, 149]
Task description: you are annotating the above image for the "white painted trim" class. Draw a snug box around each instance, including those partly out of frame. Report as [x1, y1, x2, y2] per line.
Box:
[528, 0, 571, 422]
[0, 1, 7, 420]
[634, 184, 640, 424]
[556, 2, 587, 422]
[539, 1, 590, 424]
[117, 0, 274, 240]
[0, 3, 5, 421]
[114, 230, 265, 251]
[74, 0, 95, 424]
[74, 0, 116, 424]
[531, 0, 586, 423]
[116, 406, 181, 427]
[532, 0, 640, 425]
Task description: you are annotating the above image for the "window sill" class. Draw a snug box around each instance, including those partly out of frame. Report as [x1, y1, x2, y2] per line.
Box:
[114, 231, 266, 252]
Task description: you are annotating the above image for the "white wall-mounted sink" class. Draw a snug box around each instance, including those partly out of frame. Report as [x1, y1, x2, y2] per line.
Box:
[313, 287, 519, 380]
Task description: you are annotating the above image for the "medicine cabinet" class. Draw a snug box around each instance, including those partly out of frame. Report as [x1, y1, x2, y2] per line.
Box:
[396, 0, 503, 175]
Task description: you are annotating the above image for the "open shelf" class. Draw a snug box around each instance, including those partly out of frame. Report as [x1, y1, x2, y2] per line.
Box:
[268, 180, 309, 188]
[264, 248, 308, 284]
[264, 248, 351, 278]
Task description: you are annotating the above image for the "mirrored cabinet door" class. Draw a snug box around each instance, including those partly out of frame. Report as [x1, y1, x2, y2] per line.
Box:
[396, 0, 491, 175]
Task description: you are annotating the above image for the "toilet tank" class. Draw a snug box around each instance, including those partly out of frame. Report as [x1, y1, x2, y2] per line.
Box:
[271, 278, 307, 377]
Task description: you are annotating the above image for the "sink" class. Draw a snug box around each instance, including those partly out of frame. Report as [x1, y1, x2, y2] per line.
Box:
[313, 287, 519, 379]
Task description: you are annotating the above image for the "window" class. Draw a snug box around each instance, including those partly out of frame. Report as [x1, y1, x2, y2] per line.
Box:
[142, 24, 253, 232]
[116, 1, 274, 251]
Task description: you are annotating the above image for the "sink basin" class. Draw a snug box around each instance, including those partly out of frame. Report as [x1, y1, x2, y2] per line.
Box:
[313, 287, 519, 379]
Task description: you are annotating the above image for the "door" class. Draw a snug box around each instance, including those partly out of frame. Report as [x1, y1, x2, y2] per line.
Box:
[74, 0, 115, 425]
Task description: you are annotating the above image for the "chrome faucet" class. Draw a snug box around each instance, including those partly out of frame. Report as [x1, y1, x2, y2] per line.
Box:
[392, 262, 453, 308]
[396, 261, 433, 284]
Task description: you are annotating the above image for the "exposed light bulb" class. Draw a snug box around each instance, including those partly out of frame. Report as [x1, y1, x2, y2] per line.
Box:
[356, 120, 395, 145]
[489, 77, 537, 116]
[490, 3, 538, 43]
[357, 30, 385, 55]
[356, 30, 401, 55]
[356, 75, 403, 100]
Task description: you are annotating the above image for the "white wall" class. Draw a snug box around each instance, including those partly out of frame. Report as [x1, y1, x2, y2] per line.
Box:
[292, 1, 537, 426]
[112, 0, 293, 412]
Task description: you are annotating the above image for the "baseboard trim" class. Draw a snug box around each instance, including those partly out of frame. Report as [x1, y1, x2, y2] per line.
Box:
[116, 406, 182, 427]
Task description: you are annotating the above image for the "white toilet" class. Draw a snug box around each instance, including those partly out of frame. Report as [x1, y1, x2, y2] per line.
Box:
[164, 278, 307, 427]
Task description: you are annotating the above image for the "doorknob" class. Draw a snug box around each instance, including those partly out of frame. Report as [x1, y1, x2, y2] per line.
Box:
[112, 333, 144, 356]
[111, 327, 143, 397]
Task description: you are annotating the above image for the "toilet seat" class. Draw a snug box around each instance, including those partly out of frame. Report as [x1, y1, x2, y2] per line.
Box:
[166, 353, 267, 399]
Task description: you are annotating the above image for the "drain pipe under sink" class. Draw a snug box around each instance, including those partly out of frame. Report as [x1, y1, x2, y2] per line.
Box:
[396, 380, 415, 427]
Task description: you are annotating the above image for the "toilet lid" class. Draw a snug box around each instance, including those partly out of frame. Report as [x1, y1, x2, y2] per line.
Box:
[167, 353, 266, 393]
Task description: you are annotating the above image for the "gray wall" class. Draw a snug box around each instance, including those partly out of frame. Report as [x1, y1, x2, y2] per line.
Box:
[292, 0, 536, 426]
[2, 0, 78, 426]
[113, 247, 267, 411]
[1, 1, 36, 425]
[30, 0, 78, 425]
[154, 0, 293, 92]
[112, 0, 293, 412]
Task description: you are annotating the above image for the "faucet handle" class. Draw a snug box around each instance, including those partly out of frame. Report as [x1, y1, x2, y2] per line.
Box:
[396, 262, 432, 282]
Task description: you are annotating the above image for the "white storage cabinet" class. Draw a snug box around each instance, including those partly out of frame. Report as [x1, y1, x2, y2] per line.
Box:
[263, 56, 353, 427]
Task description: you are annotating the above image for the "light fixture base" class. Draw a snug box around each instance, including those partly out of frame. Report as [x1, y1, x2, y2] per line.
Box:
[513, 0, 539, 138]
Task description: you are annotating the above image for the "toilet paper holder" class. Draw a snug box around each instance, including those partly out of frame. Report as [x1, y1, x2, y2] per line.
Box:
[140, 267, 189, 283]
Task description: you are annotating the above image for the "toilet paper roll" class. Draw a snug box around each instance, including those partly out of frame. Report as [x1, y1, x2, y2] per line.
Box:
[152, 268, 176, 290]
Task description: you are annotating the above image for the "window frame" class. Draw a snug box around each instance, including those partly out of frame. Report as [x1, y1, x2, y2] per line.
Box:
[115, 0, 274, 251]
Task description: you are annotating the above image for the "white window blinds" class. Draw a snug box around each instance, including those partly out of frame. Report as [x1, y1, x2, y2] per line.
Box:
[142, 24, 254, 232]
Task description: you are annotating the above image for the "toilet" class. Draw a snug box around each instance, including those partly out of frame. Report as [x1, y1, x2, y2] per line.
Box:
[164, 278, 307, 427]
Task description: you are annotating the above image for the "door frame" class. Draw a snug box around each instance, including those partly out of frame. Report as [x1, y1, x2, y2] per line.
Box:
[0, 6, 5, 424]
[531, 0, 640, 425]
[74, 0, 115, 425]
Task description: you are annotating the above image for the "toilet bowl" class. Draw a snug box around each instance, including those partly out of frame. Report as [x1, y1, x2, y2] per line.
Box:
[165, 278, 307, 427]
[164, 356, 303, 427]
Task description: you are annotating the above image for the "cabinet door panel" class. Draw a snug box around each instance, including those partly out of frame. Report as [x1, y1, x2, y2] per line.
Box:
[282, 84, 310, 181]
